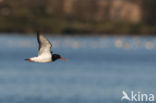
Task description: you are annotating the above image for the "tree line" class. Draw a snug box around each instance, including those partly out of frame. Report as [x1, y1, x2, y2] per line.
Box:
[0, 0, 155, 35]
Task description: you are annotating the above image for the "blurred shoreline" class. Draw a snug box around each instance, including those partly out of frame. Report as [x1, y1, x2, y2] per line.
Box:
[0, 33, 156, 37]
[0, 0, 155, 35]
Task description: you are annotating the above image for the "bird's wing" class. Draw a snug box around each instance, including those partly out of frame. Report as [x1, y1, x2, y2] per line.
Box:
[37, 32, 52, 56]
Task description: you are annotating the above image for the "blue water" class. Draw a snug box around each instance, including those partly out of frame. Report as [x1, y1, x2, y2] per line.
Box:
[0, 34, 156, 103]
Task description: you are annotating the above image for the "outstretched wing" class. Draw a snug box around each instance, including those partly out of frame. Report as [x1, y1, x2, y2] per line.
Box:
[37, 32, 52, 56]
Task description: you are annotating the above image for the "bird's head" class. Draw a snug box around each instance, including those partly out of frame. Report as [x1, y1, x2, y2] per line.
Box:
[52, 54, 67, 61]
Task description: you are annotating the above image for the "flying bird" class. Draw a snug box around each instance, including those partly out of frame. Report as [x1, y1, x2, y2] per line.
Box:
[25, 32, 67, 63]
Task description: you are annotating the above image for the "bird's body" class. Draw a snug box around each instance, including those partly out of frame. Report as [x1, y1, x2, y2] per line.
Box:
[28, 54, 52, 63]
[25, 32, 67, 63]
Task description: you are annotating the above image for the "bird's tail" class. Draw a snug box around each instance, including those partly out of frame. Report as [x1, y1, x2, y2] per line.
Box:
[25, 58, 34, 62]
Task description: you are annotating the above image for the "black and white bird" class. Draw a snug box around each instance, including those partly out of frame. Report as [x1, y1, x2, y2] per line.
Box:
[25, 32, 67, 63]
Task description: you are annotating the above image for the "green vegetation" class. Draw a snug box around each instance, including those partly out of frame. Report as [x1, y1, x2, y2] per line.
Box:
[0, 0, 155, 35]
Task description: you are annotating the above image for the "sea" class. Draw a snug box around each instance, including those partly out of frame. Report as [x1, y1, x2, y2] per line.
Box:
[0, 34, 156, 103]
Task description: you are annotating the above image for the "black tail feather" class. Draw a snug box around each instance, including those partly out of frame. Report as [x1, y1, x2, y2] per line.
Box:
[25, 58, 33, 62]
[25, 59, 29, 61]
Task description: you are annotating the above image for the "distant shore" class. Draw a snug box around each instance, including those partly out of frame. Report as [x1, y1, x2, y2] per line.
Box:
[0, 0, 155, 35]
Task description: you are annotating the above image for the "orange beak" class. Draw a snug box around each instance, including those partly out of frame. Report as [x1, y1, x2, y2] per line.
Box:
[60, 57, 68, 61]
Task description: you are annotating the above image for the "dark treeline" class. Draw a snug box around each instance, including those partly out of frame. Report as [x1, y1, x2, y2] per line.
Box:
[0, 0, 155, 35]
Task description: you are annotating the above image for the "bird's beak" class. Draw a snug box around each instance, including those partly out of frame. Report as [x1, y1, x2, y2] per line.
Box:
[60, 57, 67, 61]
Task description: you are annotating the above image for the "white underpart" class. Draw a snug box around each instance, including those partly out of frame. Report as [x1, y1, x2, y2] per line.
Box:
[31, 52, 52, 63]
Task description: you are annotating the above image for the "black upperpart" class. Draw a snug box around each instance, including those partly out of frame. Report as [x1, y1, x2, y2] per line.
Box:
[52, 54, 61, 61]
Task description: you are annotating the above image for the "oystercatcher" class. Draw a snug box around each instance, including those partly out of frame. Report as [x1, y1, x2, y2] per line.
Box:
[25, 32, 67, 63]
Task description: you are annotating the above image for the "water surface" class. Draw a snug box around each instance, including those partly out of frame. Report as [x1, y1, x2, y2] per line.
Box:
[0, 34, 156, 103]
